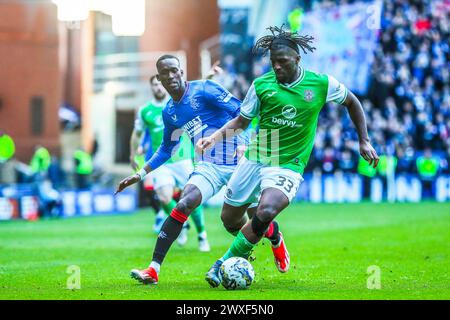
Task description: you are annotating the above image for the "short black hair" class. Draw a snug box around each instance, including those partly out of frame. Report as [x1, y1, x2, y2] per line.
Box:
[156, 54, 180, 67]
[253, 24, 316, 56]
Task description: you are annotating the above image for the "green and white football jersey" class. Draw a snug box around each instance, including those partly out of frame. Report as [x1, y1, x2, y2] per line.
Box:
[240, 67, 348, 174]
[135, 100, 167, 154]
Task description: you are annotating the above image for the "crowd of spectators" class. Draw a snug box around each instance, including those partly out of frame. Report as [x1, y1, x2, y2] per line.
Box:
[216, 0, 449, 176]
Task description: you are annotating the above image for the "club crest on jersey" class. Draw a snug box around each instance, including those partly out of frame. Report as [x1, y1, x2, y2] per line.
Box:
[304, 90, 314, 102]
[190, 98, 200, 110]
[281, 105, 297, 120]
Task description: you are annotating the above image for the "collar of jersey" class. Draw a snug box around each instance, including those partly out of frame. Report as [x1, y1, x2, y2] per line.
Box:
[172, 81, 190, 104]
[280, 67, 305, 88]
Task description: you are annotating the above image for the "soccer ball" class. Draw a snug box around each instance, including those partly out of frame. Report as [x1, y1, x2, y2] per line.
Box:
[220, 257, 255, 290]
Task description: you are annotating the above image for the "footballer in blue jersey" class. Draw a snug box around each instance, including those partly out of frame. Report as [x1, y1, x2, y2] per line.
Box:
[115, 55, 284, 285]
[149, 79, 244, 168]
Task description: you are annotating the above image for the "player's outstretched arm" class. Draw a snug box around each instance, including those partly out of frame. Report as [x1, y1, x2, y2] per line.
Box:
[118, 117, 180, 195]
[341, 90, 379, 168]
[115, 164, 151, 195]
[196, 115, 251, 152]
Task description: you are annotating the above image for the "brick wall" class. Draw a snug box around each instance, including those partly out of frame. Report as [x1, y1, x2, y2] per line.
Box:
[0, 1, 61, 161]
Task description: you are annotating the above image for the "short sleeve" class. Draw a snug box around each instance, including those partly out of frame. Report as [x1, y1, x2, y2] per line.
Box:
[326, 75, 348, 104]
[240, 83, 260, 120]
[203, 80, 241, 116]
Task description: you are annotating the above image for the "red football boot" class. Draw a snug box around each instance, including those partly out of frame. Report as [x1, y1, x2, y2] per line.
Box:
[130, 267, 158, 285]
[271, 232, 290, 273]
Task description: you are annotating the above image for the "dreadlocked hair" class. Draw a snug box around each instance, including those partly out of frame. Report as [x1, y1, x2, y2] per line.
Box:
[252, 24, 316, 56]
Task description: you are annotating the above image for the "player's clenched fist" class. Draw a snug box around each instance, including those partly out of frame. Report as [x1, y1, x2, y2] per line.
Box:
[196, 137, 216, 153]
[115, 174, 140, 195]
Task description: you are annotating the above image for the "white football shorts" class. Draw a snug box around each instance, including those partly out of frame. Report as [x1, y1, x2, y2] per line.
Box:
[186, 161, 236, 204]
[224, 157, 303, 207]
[145, 159, 194, 190]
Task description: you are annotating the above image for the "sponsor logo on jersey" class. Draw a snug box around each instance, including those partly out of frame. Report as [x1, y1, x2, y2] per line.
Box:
[153, 116, 164, 133]
[171, 114, 178, 122]
[304, 90, 314, 102]
[271, 117, 299, 128]
[281, 105, 297, 120]
[155, 116, 163, 126]
[226, 188, 233, 198]
[218, 91, 233, 103]
[183, 115, 208, 138]
[268, 91, 278, 97]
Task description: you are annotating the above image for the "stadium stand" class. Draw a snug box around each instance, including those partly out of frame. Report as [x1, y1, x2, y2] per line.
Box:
[216, 0, 449, 176]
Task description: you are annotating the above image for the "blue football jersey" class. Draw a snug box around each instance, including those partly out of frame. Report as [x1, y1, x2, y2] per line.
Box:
[147, 80, 248, 170]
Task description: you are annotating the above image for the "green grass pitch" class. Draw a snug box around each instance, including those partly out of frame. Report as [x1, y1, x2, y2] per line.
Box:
[0, 202, 449, 300]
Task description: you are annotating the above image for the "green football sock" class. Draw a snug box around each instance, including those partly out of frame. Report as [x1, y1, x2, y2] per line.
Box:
[162, 199, 177, 216]
[221, 231, 255, 261]
[190, 206, 205, 234]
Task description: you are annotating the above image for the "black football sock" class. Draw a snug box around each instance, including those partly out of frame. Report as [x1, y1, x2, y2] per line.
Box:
[152, 215, 184, 265]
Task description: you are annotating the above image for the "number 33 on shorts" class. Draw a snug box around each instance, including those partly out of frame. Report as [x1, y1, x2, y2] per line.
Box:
[262, 167, 303, 203]
[224, 158, 303, 206]
[275, 176, 295, 192]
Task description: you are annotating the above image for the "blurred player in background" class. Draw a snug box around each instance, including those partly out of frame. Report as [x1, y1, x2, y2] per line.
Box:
[130, 75, 167, 233]
[115, 54, 286, 285]
[197, 25, 380, 287]
[130, 75, 210, 251]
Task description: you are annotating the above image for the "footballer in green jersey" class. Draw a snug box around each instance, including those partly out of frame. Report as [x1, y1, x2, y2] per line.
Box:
[198, 25, 379, 287]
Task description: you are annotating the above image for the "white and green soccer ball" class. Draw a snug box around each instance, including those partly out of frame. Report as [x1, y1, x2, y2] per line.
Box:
[219, 257, 255, 290]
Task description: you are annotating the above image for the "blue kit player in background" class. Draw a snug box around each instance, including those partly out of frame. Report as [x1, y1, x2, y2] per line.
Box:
[115, 54, 287, 285]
